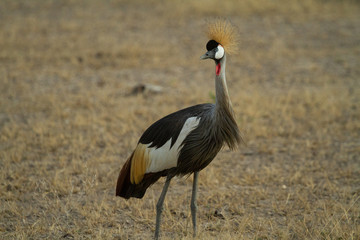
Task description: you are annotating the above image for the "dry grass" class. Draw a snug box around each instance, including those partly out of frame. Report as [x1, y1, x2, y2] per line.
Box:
[1, 0, 359, 239]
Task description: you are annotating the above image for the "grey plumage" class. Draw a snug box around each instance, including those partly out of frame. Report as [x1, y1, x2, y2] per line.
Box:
[175, 55, 242, 176]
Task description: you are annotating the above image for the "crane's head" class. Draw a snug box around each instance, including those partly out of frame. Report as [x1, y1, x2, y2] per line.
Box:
[200, 40, 225, 60]
[200, 19, 239, 61]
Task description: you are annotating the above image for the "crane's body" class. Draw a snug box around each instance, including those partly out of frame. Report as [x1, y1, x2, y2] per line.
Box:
[116, 20, 241, 239]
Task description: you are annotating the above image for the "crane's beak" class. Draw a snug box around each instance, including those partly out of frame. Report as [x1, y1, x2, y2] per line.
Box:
[200, 49, 216, 60]
[200, 52, 210, 60]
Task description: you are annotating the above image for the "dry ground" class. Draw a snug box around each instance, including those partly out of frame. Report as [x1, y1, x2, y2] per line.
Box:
[1, 0, 359, 239]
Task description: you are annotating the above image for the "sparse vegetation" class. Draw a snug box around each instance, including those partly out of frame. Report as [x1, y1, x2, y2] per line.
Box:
[0, 0, 359, 239]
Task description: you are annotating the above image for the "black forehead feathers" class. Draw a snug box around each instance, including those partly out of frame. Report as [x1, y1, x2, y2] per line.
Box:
[206, 40, 219, 51]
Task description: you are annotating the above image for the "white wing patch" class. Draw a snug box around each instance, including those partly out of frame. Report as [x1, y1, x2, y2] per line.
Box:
[145, 117, 201, 173]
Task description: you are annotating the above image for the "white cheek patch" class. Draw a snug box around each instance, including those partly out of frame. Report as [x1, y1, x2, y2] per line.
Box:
[215, 45, 224, 59]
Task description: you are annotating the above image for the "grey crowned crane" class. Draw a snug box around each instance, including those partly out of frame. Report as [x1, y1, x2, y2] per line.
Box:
[116, 20, 242, 239]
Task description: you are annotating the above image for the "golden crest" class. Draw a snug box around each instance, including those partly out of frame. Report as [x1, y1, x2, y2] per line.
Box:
[206, 19, 239, 55]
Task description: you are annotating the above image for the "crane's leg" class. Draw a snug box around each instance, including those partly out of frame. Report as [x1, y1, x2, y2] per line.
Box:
[155, 175, 172, 240]
[191, 171, 199, 237]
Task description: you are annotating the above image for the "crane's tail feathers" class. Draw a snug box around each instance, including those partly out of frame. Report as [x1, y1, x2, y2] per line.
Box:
[116, 153, 132, 198]
[116, 153, 166, 199]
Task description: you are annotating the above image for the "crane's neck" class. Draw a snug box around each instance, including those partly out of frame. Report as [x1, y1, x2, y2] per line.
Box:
[214, 54, 241, 149]
[215, 55, 231, 110]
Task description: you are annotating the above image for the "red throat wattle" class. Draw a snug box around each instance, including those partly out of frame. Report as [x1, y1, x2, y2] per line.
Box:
[216, 63, 221, 75]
